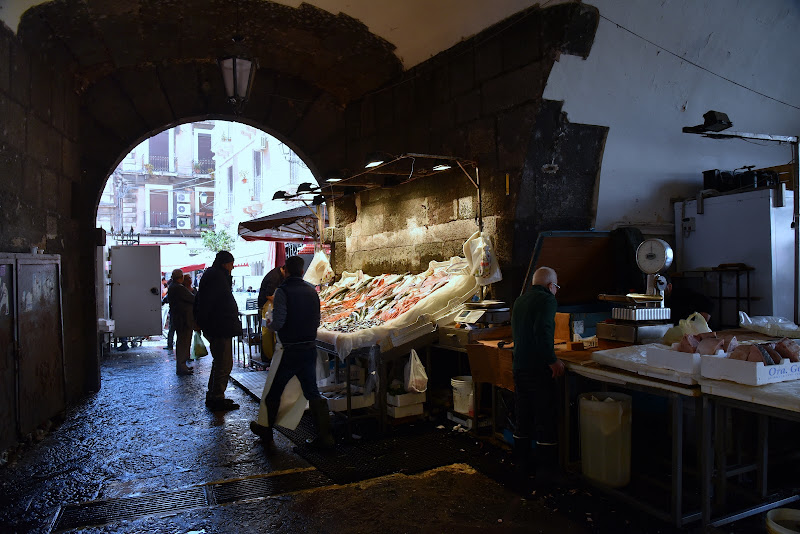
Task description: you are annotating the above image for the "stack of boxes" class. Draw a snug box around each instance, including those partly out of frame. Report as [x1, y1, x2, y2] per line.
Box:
[386, 391, 426, 418]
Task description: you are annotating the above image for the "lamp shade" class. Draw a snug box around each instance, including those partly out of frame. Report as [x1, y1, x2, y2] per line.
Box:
[272, 190, 287, 200]
[311, 195, 326, 206]
[296, 182, 315, 193]
[218, 57, 257, 110]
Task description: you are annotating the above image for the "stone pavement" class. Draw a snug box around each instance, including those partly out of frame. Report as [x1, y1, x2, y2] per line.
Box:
[0, 341, 770, 533]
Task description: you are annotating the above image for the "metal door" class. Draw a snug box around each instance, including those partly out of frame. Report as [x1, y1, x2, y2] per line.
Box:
[0, 259, 16, 450]
[110, 246, 162, 337]
[17, 258, 64, 436]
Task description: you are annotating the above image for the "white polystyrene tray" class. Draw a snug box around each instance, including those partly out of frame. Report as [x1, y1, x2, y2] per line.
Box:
[700, 354, 800, 386]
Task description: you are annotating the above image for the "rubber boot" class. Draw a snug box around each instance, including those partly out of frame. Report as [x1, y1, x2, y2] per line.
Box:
[250, 400, 279, 448]
[534, 443, 561, 491]
[511, 435, 534, 494]
[306, 398, 335, 449]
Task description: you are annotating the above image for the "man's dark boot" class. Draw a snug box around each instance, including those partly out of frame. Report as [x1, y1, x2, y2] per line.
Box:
[306, 398, 335, 449]
[534, 443, 561, 491]
[250, 400, 279, 451]
[511, 435, 534, 494]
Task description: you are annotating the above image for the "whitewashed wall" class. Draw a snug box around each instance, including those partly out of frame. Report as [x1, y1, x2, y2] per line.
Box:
[543, 0, 800, 233]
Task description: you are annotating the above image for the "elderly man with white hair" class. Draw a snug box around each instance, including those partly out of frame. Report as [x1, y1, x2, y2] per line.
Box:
[511, 265, 564, 492]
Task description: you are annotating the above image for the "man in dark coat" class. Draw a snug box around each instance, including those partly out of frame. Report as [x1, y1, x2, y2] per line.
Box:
[511, 266, 564, 491]
[167, 268, 195, 375]
[250, 255, 334, 449]
[194, 251, 241, 411]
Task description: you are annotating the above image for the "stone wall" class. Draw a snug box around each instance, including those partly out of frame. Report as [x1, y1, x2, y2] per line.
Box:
[0, 24, 96, 400]
[330, 3, 603, 299]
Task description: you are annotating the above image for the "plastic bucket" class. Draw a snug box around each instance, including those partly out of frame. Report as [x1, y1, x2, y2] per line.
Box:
[451, 375, 474, 416]
[767, 508, 800, 534]
[579, 392, 632, 487]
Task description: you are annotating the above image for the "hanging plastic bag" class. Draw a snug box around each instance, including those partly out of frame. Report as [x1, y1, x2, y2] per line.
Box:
[191, 331, 208, 358]
[404, 349, 428, 393]
[464, 230, 502, 286]
[303, 250, 335, 286]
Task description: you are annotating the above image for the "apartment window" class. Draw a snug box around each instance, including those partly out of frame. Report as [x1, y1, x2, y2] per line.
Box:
[196, 133, 215, 174]
[253, 150, 262, 200]
[148, 131, 169, 172]
[227, 166, 234, 210]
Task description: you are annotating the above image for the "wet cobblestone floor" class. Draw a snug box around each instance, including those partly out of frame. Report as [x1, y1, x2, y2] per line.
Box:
[0, 342, 774, 533]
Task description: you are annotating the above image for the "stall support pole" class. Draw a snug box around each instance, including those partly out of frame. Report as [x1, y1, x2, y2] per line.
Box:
[793, 141, 799, 325]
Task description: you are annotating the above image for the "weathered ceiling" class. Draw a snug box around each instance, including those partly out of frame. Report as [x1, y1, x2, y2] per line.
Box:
[3, 0, 550, 69]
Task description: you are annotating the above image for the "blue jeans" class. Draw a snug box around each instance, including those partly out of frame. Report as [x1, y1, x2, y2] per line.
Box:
[513, 366, 558, 444]
[266, 346, 322, 404]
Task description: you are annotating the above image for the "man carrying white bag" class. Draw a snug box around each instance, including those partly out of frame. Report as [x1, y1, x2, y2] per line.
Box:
[249, 255, 335, 451]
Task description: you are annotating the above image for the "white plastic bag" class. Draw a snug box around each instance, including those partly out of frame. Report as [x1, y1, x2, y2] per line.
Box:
[464, 230, 502, 286]
[404, 349, 428, 393]
[303, 250, 334, 286]
[663, 312, 712, 345]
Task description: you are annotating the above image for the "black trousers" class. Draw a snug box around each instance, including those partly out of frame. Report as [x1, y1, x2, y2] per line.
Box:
[513, 366, 558, 444]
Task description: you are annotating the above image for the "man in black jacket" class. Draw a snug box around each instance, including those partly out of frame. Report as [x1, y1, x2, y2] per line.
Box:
[194, 251, 241, 411]
[250, 255, 334, 449]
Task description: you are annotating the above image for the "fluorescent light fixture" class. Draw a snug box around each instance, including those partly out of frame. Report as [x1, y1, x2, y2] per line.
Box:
[432, 163, 451, 171]
[365, 151, 391, 169]
[325, 177, 342, 183]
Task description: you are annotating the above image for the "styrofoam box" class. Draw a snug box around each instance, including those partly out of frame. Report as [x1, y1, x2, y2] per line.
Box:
[321, 390, 375, 412]
[645, 345, 702, 375]
[387, 391, 426, 407]
[700, 354, 800, 386]
[387, 403, 423, 418]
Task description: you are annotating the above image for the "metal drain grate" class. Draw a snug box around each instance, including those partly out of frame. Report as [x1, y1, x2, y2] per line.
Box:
[53, 469, 333, 532]
[210, 469, 332, 504]
[54, 487, 207, 531]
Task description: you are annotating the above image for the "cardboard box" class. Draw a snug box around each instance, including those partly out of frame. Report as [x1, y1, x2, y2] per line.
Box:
[645, 345, 701, 375]
[387, 391, 426, 407]
[700, 354, 800, 386]
[387, 403, 423, 418]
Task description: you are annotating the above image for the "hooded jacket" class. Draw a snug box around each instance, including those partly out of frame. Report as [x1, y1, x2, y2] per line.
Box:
[194, 261, 240, 338]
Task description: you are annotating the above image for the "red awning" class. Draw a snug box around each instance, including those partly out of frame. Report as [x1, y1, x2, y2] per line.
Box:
[179, 263, 206, 272]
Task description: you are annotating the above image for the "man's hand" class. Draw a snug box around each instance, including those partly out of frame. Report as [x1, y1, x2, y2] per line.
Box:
[549, 359, 565, 378]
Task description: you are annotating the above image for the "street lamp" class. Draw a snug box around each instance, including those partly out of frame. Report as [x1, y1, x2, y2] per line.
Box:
[218, 56, 257, 114]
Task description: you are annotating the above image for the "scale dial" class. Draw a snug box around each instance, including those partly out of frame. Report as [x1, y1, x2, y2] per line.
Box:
[635, 238, 673, 275]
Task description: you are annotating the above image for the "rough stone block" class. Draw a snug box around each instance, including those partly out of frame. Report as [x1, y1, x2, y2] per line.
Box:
[61, 138, 80, 182]
[496, 102, 539, 171]
[416, 241, 444, 268]
[30, 52, 51, 123]
[475, 37, 502, 82]
[449, 49, 475, 97]
[481, 61, 550, 116]
[501, 15, 544, 71]
[0, 143, 24, 195]
[0, 29, 10, 93]
[456, 89, 481, 126]
[0, 92, 27, 151]
[9, 40, 30, 107]
[22, 156, 42, 206]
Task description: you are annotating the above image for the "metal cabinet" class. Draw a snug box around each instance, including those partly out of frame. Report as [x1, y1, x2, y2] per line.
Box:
[0, 253, 65, 451]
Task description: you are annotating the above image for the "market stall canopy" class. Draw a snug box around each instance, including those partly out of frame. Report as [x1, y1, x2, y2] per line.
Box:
[238, 206, 327, 243]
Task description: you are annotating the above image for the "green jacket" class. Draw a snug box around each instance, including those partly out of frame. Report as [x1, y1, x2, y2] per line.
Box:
[511, 284, 557, 370]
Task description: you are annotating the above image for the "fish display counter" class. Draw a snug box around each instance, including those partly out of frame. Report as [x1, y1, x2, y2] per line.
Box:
[315, 256, 480, 359]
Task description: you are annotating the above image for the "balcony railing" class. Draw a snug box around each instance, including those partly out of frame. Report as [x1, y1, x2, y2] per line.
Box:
[149, 212, 174, 228]
[193, 159, 215, 175]
[148, 155, 171, 173]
